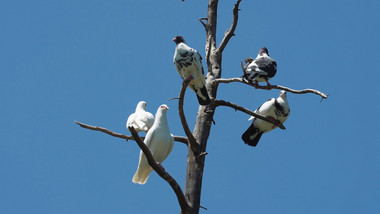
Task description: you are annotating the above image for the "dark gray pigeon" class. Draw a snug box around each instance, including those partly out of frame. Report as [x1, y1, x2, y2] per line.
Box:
[242, 47, 277, 89]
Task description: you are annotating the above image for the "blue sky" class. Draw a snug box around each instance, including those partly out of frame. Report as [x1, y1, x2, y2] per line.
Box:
[1, 0, 380, 213]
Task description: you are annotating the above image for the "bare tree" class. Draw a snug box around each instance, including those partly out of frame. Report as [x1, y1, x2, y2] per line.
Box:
[76, 0, 328, 213]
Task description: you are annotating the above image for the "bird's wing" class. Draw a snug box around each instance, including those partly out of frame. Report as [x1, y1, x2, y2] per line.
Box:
[255, 98, 275, 115]
[174, 58, 184, 78]
[254, 57, 277, 76]
[143, 112, 155, 129]
[126, 113, 136, 127]
[247, 62, 269, 75]
[144, 127, 155, 149]
[248, 98, 274, 120]
[193, 49, 205, 75]
[134, 112, 154, 131]
[162, 134, 174, 161]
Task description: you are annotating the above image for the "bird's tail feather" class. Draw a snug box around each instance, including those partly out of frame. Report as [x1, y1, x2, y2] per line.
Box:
[242, 70, 258, 82]
[132, 167, 153, 185]
[247, 73, 259, 82]
[196, 86, 211, 105]
[241, 124, 263, 147]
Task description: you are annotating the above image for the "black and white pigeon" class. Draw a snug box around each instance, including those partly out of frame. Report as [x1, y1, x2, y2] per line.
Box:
[126, 101, 155, 133]
[242, 47, 277, 89]
[242, 90, 290, 147]
[173, 35, 211, 105]
[132, 104, 174, 184]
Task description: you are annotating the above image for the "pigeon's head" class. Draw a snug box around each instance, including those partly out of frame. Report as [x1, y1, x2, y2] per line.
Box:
[258, 47, 269, 56]
[244, 57, 254, 64]
[279, 90, 287, 99]
[159, 104, 169, 112]
[137, 101, 147, 110]
[173, 36, 186, 45]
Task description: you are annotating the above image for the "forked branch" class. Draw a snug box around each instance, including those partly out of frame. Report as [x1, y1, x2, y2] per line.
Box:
[214, 99, 286, 129]
[75, 121, 188, 145]
[212, 78, 329, 100]
[128, 127, 190, 213]
[217, 0, 242, 52]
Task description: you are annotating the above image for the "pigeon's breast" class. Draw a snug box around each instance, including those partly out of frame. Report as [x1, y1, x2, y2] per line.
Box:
[254, 119, 276, 133]
[149, 129, 173, 162]
[176, 60, 199, 79]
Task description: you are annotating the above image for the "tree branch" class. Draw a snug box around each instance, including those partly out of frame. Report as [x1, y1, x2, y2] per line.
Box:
[178, 79, 200, 153]
[75, 121, 188, 145]
[199, 18, 207, 29]
[128, 127, 190, 213]
[214, 99, 286, 130]
[217, 0, 241, 52]
[212, 77, 329, 99]
[205, 0, 218, 77]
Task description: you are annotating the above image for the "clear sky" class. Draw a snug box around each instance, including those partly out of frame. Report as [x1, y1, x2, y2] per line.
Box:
[1, 0, 379, 213]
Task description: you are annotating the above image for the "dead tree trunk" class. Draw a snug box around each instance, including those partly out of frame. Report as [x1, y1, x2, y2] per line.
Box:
[183, 1, 231, 213]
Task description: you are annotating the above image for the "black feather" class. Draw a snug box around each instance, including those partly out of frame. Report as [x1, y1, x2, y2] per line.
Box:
[241, 123, 263, 147]
[195, 86, 211, 105]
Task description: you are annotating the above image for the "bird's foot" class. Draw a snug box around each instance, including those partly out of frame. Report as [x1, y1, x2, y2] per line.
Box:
[186, 75, 194, 81]
[254, 80, 259, 89]
[265, 81, 272, 90]
[182, 75, 194, 86]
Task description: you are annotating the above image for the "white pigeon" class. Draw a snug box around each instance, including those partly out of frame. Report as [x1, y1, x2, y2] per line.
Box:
[242, 47, 277, 89]
[132, 104, 174, 184]
[126, 101, 155, 133]
[242, 90, 290, 147]
[173, 35, 211, 105]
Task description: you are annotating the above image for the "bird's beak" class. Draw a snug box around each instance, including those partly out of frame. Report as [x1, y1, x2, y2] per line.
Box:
[172, 37, 176, 42]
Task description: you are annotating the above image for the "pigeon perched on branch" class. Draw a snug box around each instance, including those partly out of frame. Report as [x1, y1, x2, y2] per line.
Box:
[242, 90, 290, 147]
[173, 35, 211, 105]
[126, 101, 154, 133]
[242, 47, 277, 89]
[132, 104, 174, 184]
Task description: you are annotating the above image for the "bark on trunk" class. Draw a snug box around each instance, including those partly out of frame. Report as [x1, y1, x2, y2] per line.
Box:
[182, 1, 221, 213]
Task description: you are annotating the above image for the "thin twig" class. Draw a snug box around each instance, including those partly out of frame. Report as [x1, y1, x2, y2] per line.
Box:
[214, 100, 286, 130]
[198, 152, 208, 160]
[212, 78, 329, 99]
[178, 79, 200, 153]
[217, 0, 241, 52]
[75, 121, 189, 145]
[199, 18, 207, 29]
[168, 97, 180, 101]
[200, 205, 208, 210]
[128, 127, 190, 213]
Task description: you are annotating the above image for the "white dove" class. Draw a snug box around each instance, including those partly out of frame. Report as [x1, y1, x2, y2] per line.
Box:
[242, 90, 290, 147]
[126, 101, 155, 133]
[132, 104, 174, 184]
